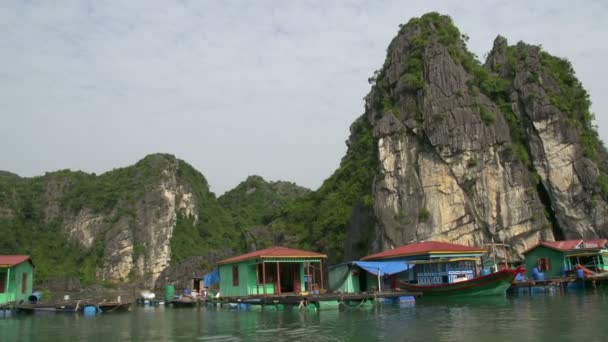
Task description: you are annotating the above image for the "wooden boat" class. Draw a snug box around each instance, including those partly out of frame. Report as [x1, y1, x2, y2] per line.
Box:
[168, 298, 198, 308]
[399, 269, 517, 296]
[94, 301, 132, 313]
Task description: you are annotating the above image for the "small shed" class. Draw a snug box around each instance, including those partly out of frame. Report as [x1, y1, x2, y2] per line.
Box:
[216, 247, 326, 297]
[329, 261, 413, 293]
[523, 239, 608, 278]
[0, 255, 34, 304]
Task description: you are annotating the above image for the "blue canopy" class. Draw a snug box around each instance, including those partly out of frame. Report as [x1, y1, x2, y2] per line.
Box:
[203, 268, 220, 287]
[352, 261, 412, 276]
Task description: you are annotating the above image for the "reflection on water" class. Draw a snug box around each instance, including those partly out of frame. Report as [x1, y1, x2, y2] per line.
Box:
[1, 291, 607, 342]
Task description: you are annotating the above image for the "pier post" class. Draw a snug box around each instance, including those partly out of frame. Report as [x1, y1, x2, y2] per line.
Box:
[256, 264, 260, 295]
[320, 260, 324, 292]
[276, 262, 281, 295]
[263, 262, 267, 296]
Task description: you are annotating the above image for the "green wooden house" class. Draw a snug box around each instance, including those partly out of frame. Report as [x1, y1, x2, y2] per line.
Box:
[0, 255, 34, 304]
[216, 247, 326, 297]
[523, 239, 608, 278]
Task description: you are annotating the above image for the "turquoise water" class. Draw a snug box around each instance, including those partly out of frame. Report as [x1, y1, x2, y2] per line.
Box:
[1, 291, 607, 341]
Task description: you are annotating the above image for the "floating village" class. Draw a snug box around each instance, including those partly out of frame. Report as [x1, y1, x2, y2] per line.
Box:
[1, 238, 608, 317]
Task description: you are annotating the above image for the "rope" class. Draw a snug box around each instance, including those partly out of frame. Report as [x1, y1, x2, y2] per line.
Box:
[338, 298, 368, 310]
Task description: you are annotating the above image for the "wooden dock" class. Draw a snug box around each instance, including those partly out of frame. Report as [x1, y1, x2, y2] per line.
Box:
[1, 300, 132, 314]
[510, 274, 608, 294]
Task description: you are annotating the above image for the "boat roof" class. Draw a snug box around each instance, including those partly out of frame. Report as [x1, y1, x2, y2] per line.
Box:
[523, 239, 608, 254]
[0, 255, 33, 267]
[216, 246, 326, 265]
[361, 241, 485, 260]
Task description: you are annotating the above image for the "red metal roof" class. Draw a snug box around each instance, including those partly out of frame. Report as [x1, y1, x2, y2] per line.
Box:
[0, 255, 32, 267]
[216, 247, 326, 265]
[529, 239, 608, 253]
[362, 241, 486, 260]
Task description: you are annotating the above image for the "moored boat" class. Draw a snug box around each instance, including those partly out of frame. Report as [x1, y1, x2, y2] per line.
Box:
[362, 241, 518, 297]
[399, 269, 517, 296]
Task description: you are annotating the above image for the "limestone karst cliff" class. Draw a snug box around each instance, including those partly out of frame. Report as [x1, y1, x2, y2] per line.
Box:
[346, 13, 608, 257]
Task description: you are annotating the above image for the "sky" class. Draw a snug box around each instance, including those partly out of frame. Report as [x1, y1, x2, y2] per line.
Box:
[1, 0, 607, 195]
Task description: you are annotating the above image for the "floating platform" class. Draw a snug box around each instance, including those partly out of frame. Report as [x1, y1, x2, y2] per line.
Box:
[510, 275, 608, 295]
[209, 291, 420, 311]
[4, 300, 132, 314]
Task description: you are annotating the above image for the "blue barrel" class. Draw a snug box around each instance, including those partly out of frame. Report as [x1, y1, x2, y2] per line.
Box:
[576, 268, 585, 279]
[28, 291, 42, 303]
[481, 268, 492, 276]
[83, 305, 97, 316]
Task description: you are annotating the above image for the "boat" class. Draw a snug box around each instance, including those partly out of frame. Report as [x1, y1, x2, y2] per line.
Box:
[399, 269, 518, 296]
[361, 241, 519, 297]
[95, 301, 132, 313]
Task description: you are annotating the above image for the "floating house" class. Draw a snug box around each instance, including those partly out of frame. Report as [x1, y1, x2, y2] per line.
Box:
[0, 255, 34, 304]
[362, 241, 486, 285]
[216, 247, 326, 297]
[523, 239, 608, 278]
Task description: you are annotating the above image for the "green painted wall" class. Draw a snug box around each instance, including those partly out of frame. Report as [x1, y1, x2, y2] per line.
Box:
[524, 246, 566, 278]
[0, 261, 34, 304]
[219, 262, 255, 297]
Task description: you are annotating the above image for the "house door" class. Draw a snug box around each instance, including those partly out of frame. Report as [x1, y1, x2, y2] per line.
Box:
[279, 264, 301, 293]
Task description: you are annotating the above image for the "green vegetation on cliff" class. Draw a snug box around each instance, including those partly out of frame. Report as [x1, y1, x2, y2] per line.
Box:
[0, 174, 99, 284]
[169, 161, 235, 264]
[219, 176, 310, 230]
[275, 118, 377, 261]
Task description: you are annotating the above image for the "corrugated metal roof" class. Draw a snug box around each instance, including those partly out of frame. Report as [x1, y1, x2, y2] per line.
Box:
[536, 239, 608, 252]
[361, 241, 485, 260]
[0, 255, 32, 267]
[216, 247, 326, 265]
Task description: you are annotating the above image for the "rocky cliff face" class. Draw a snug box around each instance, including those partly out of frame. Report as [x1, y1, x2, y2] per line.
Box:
[347, 13, 608, 257]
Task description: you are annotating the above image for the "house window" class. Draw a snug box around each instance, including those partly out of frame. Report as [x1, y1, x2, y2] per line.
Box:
[537, 258, 550, 271]
[0, 271, 6, 293]
[22, 273, 27, 294]
[232, 266, 239, 286]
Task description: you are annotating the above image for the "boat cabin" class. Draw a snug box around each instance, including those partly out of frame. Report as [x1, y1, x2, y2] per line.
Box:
[362, 241, 486, 285]
[0, 255, 34, 304]
[216, 247, 326, 297]
[523, 239, 608, 278]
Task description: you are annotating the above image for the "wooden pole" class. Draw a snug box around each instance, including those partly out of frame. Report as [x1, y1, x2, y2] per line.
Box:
[377, 267, 381, 293]
[262, 261, 267, 296]
[306, 263, 311, 292]
[319, 260, 324, 292]
[256, 263, 260, 295]
[276, 262, 281, 295]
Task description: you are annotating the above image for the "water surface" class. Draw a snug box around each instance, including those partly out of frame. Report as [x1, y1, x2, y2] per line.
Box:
[1, 291, 607, 342]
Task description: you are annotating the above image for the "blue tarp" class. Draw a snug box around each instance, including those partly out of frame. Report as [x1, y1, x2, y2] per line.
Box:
[203, 268, 220, 287]
[352, 261, 412, 276]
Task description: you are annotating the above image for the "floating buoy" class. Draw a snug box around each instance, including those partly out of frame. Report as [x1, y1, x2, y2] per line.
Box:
[83, 305, 97, 316]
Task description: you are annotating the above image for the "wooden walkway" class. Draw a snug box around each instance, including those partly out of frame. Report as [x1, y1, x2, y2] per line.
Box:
[212, 291, 421, 307]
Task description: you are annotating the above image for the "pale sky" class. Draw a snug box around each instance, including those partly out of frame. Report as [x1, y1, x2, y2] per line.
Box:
[1, 0, 607, 195]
